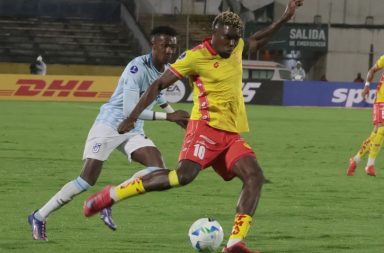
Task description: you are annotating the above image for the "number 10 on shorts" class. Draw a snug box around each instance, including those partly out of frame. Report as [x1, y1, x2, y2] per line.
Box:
[193, 144, 206, 160]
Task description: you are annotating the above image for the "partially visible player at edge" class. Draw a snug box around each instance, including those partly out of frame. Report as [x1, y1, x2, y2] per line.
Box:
[28, 26, 189, 240]
[347, 54, 384, 176]
[84, 1, 303, 252]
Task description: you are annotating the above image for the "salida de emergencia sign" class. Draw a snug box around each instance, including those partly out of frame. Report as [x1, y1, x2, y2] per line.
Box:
[245, 23, 328, 52]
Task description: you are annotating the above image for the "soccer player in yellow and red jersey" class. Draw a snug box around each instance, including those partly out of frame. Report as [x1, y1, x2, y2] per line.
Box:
[347, 55, 384, 177]
[84, 1, 303, 252]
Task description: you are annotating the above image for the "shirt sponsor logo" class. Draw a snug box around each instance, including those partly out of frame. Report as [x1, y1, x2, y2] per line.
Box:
[130, 65, 139, 74]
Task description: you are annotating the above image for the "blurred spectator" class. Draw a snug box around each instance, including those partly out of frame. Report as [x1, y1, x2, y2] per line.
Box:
[291, 61, 306, 81]
[353, 72, 364, 83]
[320, 74, 328, 81]
[30, 55, 47, 75]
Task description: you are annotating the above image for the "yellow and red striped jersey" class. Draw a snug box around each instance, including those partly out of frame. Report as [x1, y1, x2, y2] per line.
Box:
[169, 38, 248, 133]
[375, 55, 384, 103]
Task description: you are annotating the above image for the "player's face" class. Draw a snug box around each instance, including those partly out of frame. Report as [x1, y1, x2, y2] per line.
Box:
[152, 35, 177, 64]
[212, 24, 242, 59]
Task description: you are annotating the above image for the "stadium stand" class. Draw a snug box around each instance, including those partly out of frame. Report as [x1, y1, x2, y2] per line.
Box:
[0, 0, 213, 69]
[137, 14, 214, 52]
[0, 17, 141, 65]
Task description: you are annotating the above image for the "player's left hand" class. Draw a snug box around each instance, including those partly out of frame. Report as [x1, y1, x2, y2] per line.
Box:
[283, 0, 304, 21]
[175, 119, 189, 129]
[118, 117, 136, 134]
[167, 110, 190, 129]
[167, 110, 190, 121]
[362, 86, 370, 100]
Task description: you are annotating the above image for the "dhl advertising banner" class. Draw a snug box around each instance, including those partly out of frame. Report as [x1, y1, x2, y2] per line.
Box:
[0, 74, 119, 102]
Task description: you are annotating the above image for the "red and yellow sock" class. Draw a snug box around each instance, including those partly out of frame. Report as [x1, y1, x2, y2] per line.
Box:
[356, 131, 376, 159]
[368, 127, 384, 165]
[115, 178, 145, 201]
[113, 170, 180, 202]
[168, 170, 180, 187]
[227, 214, 253, 247]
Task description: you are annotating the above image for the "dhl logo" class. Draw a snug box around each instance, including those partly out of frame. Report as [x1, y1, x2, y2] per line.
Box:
[14, 79, 97, 97]
[0, 75, 117, 101]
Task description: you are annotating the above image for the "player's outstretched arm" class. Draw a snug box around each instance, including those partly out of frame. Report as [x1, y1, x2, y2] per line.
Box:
[362, 64, 382, 99]
[118, 70, 188, 134]
[247, 0, 303, 52]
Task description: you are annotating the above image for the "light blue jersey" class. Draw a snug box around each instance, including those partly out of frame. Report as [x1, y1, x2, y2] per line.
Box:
[95, 54, 168, 134]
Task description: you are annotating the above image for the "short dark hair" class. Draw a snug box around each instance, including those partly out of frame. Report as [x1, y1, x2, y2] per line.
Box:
[212, 11, 244, 30]
[150, 26, 177, 38]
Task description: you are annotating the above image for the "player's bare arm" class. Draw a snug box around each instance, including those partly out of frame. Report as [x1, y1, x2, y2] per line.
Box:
[245, 0, 303, 52]
[118, 70, 189, 134]
[362, 64, 383, 99]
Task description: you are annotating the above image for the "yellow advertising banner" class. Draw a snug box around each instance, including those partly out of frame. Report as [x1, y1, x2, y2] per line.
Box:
[0, 74, 119, 101]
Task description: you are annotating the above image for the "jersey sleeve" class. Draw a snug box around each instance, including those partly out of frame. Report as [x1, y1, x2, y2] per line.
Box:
[122, 61, 155, 120]
[376, 55, 384, 69]
[169, 50, 196, 78]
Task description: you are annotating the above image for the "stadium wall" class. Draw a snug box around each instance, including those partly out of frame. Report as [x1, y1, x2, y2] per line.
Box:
[326, 27, 384, 83]
[275, 0, 384, 25]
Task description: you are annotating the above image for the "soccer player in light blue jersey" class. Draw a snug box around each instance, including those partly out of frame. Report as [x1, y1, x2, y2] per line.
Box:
[28, 26, 189, 241]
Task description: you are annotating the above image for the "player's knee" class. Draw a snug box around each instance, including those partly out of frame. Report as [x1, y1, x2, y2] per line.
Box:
[234, 157, 264, 185]
[178, 172, 196, 186]
[247, 166, 264, 186]
[174, 161, 201, 186]
[177, 165, 200, 186]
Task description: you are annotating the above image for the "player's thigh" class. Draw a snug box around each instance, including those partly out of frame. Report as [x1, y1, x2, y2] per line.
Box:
[176, 159, 202, 185]
[213, 138, 258, 181]
[372, 103, 384, 126]
[119, 134, 163, 165]
[83, 123, 128, 161]
[131, 146, 165, 168]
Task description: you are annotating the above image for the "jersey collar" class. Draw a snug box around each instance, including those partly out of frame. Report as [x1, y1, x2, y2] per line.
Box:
[149, 53, 166, 74]
[203, 38, 217, 56]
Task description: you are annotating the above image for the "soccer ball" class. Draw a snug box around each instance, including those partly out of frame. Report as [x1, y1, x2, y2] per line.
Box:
[188, 218, 224, 252]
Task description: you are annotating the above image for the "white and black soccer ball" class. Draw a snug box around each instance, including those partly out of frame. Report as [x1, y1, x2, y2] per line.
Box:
[188, 218, 224, 252]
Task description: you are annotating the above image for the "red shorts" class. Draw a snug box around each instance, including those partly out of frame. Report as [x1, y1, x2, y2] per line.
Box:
[373, 103, 384, 125]
[178, 120, 256, 181]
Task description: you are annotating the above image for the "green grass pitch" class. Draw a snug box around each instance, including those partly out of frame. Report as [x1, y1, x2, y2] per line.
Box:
[1, 100, 384, 253]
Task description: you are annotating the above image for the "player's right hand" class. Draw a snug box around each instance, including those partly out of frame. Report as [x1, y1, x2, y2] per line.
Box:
[118, 117, 136, 134]
[283, 0, 304, 21]
[167, 110, 190, 128]
[362, 86, 370, 100]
